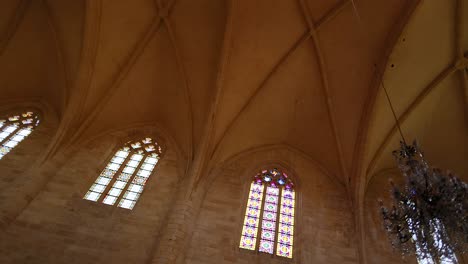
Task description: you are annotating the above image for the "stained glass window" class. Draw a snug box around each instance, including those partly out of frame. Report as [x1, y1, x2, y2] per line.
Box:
[240, 168, 295, 258]
[84, 137, 163, 210]
[0, 111, 40, 160]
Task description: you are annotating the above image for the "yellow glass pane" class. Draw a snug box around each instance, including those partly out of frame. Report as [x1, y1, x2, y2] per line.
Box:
[247, 198, 261, 209]
[241, 225, 258, 237]
[276, 243, 293, 258]
[239, 236, 256, 250]
[243, 216, 259, 227]
[278, 233, 294, 246]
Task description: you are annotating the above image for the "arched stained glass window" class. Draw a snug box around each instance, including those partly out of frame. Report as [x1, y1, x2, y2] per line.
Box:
[240, 168, 295, 258]
[84, 137, 163, 210]
[0, 111, 40, 160]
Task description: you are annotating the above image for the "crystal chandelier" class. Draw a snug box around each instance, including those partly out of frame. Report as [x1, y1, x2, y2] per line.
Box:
[345, 0, 468, 260]
[379, 140, 468, 262]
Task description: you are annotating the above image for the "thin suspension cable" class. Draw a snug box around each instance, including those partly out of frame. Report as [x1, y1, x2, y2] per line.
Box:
[381, 79, 407, 145]
[349, 0, 407, 145]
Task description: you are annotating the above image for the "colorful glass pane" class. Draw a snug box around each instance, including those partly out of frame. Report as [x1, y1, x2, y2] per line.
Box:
[276, 243, 293, 258]
[278, 223, 294, 235]
[262, 220, 276, 230]
[259, 186, 279, 255]
[278, 233, 293, 245]
[243, 216, 259, 227]
[239, 169, 295, 258]
[261, 229, 275, 240]
[259, 240, 274, 254]
[276, 188, 295, 258]
[263, 211, 276, 221]
[246, 207, 260, 218]
[239, 182, 264, 251]
[242, 226, 258, 237]
[279, 214, 294, 225]
[250, 191, 263, 200]
[240, 235, 256, 250]
[247, 198, 261, 209]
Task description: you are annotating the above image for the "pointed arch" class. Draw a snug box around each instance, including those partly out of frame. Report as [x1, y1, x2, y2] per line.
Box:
[83, 137, 164, 210]
[0, 111, 40, 159]
[239, 167, 295, 258]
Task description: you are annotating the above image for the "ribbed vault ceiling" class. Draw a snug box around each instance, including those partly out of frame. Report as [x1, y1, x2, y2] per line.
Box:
[0, 0, 466, 195]
[365, 0, 468, 185]
[362, 1, 468, 262]
[1, 2, 467, 263]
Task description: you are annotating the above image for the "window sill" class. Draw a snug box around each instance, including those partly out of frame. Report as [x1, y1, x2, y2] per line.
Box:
[68, 193, 134, 217]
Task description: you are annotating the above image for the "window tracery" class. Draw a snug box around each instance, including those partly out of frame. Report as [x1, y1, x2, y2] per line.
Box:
[240, 168, 295, 258]
[84, 137, 163, 210]
[0, 111, 40, 159]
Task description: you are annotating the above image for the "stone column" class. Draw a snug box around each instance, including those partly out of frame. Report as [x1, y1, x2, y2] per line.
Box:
[151, 196, 197, 264]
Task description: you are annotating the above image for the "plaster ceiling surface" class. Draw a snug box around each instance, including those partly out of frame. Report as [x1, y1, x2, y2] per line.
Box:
[77, 0, 227, 157]
[44, 0, 84, 90]
[0, 1, 63, 115]
[83, 26, 191, 153]
[0, 0, 83, 117]
[210, 0, 408, 181]
[2, 0, 451, 186]
[80, 0, 156, 119]
[364, 0, 468, 188]
[317, 0, 408, 174]
[0, 0, 20, 35]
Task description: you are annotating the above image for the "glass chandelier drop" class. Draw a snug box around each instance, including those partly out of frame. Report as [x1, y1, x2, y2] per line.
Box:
[379, 140, 468, 262]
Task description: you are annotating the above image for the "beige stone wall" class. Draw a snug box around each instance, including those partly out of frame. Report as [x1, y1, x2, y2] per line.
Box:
[0, 138, 360, 264]
[363, 170, 418, 264]
[0, 130, 182, 264]
[183, 148, 359, 264]
[0, 104, 59, 228]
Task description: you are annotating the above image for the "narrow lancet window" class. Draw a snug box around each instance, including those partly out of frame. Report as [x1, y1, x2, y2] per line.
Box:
[0, 111, 40, 159]
[240, 168, 295, 258]
[84, 137, 163, 210]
